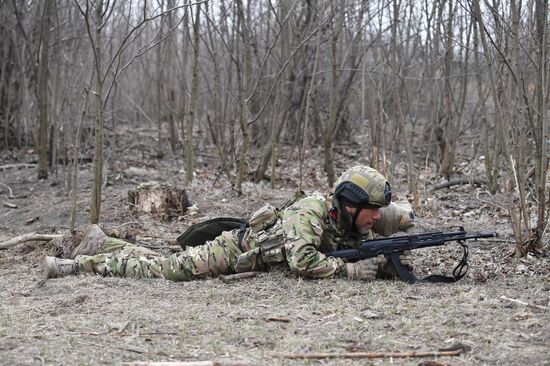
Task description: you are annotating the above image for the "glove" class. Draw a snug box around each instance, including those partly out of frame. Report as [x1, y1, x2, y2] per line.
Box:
[398, 250, 413, 271]
[346, 256, 387, 281]
[377, 250, 414, 279]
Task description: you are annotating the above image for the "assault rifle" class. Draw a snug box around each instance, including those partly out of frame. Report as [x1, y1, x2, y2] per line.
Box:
[327, 227, 497, 284]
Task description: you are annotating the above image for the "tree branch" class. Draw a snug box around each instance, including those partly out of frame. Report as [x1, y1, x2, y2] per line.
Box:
[0, 233, 63, 250]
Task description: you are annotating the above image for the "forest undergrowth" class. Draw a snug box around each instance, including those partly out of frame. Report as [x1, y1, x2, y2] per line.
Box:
[0, 144, 549, 366]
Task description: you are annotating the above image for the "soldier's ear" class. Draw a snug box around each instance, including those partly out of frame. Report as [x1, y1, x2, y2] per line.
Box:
[343, 206, 356, 215]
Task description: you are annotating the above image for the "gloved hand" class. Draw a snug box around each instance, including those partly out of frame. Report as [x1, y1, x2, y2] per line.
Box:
[398, 250, 413, 271]
[377, 250, 414, 279]
[346, 256, 387, 280]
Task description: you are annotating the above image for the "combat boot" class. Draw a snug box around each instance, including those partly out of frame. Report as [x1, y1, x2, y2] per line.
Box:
[70, 224, 108, 258]
[44, 256, 77, 278]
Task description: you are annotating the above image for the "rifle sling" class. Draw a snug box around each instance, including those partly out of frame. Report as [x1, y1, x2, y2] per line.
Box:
[389, 242, 470, 284]
[236, 221, 249, 251]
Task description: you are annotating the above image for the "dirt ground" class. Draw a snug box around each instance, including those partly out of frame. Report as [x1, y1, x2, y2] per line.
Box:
[1, 148, 549, 366]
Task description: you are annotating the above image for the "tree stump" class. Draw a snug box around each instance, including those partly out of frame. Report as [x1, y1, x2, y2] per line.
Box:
[128, 182, 191, 221]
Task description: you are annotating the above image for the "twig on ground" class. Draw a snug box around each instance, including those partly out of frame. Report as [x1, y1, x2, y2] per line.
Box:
[0, 233, 63, 250]
[114, 221, 140, 228]
[220, 271, 262, 283]
[266, 316, 291, 323]
[3, 202, 17, 209]
[25, 216, 40, 225]
[0, 182, 15, 198]
[500, 295, 549, 311]
[284, 350, 462, 359]
[117, 344, 147, 354]
[430, 178, 486, 192]
[122, 362, 250, 366]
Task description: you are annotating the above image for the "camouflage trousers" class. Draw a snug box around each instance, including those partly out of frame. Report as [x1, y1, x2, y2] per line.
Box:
[75, 230, 251, 281]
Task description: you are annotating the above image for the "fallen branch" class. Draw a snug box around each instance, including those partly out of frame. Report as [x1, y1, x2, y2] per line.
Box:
[123, 363, 220, 366]
[500, 295, 549, 311]
[0, 182, 15, 198]
[0, 163, 37, 171]
[25, 216, 40, 225]
[0, 233, 63, 249]
[284, 350, 462, 360]
[430, 178, 486, 192]
[220, 271, 262, 283]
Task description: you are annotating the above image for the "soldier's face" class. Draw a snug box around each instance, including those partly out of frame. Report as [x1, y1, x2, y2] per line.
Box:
[349, 207, 381, 235]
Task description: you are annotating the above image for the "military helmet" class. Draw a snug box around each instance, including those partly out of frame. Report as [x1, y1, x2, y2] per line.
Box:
[333, 166, 391, 208]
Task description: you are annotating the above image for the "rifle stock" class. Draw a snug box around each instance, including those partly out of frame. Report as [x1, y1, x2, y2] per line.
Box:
[328, 227, 497, 284]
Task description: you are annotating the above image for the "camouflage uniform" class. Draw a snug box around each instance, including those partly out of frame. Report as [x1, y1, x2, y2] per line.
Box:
[71, 165, 414, 282]
[74, 193, 374, 281]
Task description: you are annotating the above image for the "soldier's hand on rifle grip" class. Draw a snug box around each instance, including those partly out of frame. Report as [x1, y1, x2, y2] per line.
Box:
[399, 250, 413, 271]
[376, 250, 414, 279]
[346, 256, 387, 281]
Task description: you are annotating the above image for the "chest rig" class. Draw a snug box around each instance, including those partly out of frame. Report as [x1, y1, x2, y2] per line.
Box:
[234, 204, 285, 272]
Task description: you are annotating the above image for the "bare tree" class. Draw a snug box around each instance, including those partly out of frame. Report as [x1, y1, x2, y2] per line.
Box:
[531, 0, 548, 253]
[75, 0, 191, 223]
[471, 0, 549, 255]
[299, 0, 324, 189]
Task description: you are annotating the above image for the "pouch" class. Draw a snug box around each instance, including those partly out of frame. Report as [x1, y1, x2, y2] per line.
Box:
[234, 247, 265, 273]
[249, 204, 279, 232]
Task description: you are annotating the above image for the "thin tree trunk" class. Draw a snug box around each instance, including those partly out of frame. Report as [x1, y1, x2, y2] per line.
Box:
[50, 1, 61, 179]
[1, 40, 10, 149]
[474, 21, 499, 194]
[37, 0, 53, 180]
[534, 0, 548, 251]
[254, 102, 287, 184]
[439, 0, 455, 179]
[235, 63, 249, 193]
[324, 1, 342, 187]
[71, 77, 92, 231]
[155, 9, 165, 159]
[428, 1, 445, 170]
[299, 0, 324, 189]
[90, 0, 105, 224]
[186, 3, 201, 183]
[179, 5, 190, 164]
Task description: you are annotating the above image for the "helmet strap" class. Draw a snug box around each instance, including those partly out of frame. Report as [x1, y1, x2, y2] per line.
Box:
[351, 207, 362, 231]
[332, 198, 353, 233]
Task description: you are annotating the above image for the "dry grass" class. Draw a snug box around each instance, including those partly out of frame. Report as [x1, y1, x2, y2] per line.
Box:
[1, 153, 550, 365]
[1, 246, 549, 365]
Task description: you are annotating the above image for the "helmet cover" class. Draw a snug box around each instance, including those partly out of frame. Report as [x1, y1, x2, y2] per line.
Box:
[333, 166, 391, 208]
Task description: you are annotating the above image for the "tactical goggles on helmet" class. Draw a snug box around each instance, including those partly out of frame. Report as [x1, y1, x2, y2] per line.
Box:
[333, 181, 392, 208]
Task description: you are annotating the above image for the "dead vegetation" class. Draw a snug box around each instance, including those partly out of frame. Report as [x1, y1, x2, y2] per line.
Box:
[1, 147, 549, 365]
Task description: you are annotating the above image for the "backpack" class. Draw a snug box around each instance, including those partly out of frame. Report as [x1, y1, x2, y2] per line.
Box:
[176, 189, 306, 250]
[176, 217, 246, 249]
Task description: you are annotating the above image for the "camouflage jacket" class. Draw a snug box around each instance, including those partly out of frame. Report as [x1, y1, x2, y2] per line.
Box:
[236, 193, 372, 278]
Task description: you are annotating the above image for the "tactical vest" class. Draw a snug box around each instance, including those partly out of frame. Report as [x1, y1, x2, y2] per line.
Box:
[234, 204, 285, 272]
[233, 198, 369, 273]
